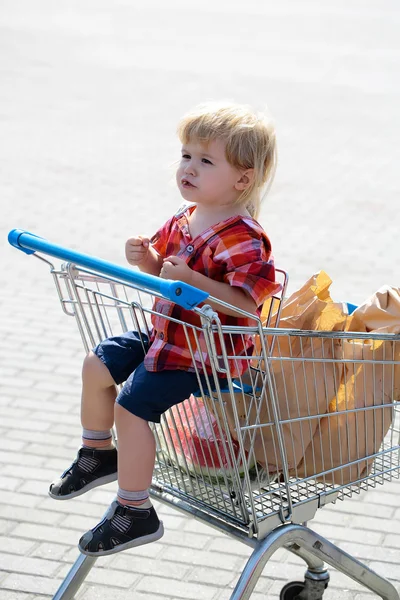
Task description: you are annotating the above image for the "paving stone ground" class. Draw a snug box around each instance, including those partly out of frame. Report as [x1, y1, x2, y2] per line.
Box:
[1, 1, 400, 598]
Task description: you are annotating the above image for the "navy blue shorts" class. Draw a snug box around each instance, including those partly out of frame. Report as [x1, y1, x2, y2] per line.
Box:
[94, 331, 224, 423]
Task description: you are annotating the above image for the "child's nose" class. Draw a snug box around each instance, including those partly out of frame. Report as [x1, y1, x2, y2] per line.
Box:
[184, 161, 196, 175]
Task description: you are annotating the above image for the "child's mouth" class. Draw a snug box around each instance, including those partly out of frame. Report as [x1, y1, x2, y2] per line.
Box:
[181, 179, 196, 188]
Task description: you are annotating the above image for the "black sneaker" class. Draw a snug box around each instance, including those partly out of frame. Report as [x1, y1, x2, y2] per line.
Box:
[49, 447, 118, 500]
[78, 500, 164, 556]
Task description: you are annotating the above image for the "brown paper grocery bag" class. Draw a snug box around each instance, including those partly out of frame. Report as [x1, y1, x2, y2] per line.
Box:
[262, 270, 346, 332]
[297, 285, 400, 484]
[210, 272, 347, 473]
[348, 285, 400, 334]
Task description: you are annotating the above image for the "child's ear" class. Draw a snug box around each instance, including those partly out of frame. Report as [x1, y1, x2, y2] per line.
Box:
[235, 169, 255, 191]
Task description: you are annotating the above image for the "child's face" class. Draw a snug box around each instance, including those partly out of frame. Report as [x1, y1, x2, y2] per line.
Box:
[176, 138, 243, 209]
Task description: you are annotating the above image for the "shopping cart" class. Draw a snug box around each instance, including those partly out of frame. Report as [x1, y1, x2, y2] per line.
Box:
[8, 228, 400, 600]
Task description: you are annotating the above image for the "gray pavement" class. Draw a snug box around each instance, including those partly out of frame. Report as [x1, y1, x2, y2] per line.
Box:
[1, 1, 400, 598]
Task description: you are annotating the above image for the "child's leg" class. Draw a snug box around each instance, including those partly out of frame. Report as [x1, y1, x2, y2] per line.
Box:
[79, 331, 149, 438]
[80, 351, 117, 447]
[48, 352, 119, 500]
[115, 404, 155, 495]
[78, 366, 204, 556]
[78, 403, 163, 557]
[49, 332, 148, 500]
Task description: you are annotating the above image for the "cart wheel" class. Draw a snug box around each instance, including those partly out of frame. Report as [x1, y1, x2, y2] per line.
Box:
[279, 581, 305, 600]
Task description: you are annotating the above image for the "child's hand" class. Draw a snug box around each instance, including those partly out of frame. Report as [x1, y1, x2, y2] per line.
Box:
[160, 256, 193, 284]
[125, 236, 151, 266]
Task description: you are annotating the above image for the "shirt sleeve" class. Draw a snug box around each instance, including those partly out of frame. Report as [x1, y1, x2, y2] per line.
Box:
[215, 227, 281, 308]
[150, 215, 175, 257]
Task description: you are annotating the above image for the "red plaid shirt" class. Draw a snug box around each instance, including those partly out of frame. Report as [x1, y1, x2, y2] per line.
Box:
[144, 204, 280, 377]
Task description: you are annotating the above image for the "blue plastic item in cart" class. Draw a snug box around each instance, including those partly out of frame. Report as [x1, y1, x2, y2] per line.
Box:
[346, 302, 358, 315]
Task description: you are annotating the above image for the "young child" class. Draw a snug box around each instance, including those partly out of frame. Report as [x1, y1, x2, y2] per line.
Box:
[49, 102, 281, 556]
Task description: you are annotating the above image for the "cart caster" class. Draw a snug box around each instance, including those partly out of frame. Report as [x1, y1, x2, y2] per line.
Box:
[279, 576, 328, 599]
[279, 581, 305, 600]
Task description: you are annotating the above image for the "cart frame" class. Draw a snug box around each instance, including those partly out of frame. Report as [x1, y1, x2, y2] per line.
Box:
[8, 229, 400, 600]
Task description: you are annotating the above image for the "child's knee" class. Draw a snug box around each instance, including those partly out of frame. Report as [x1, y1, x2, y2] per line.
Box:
[82, 351, 114, 386]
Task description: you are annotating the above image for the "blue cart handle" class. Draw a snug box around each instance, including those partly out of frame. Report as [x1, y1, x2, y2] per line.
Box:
[8, 229, 209, 310]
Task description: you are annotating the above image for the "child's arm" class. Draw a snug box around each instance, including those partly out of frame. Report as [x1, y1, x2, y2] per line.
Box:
[160, 255, 257, 317]
[191, 271, 257, 316]
[125, 237, 163, 276]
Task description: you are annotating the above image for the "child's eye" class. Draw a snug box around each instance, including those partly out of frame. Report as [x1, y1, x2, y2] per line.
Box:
[182, 154, 191, 159]
[202, 158, 213, 165]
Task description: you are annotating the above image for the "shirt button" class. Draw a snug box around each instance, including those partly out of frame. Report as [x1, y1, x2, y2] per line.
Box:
[187, 245, 194, 253]
[158, 332, 164, 340]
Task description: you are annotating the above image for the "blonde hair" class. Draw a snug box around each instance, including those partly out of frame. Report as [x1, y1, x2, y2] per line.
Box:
[177, 102, 277, 220]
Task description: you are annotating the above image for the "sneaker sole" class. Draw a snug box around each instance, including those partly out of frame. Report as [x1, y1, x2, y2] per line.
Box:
[78, 521, 164, 557]
[48, 472, 118, 501]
